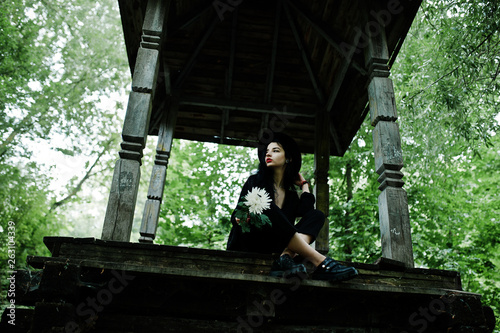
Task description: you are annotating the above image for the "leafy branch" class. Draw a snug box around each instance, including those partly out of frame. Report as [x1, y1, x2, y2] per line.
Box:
[406, 29, 498, 101]
[49, 138, 115, 211]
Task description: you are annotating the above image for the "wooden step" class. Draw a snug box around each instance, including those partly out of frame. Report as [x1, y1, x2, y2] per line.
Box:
[13, 236, 494, 333]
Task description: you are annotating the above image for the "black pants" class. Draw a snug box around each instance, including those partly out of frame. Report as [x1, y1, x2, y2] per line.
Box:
[226, 205, 325, 254]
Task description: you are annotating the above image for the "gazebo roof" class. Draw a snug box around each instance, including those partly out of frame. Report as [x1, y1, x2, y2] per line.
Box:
[118, 0, 421, 156]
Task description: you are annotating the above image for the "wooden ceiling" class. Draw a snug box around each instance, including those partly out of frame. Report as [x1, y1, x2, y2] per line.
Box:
[117, 0, 421, 156]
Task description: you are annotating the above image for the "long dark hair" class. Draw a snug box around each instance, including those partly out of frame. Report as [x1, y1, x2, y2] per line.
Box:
[255, 132, 302, 194]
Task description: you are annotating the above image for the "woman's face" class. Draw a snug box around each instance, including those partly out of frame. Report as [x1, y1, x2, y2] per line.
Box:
[265, 142, 286, 169]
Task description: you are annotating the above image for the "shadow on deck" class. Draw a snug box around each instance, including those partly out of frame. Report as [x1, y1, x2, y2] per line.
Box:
[1, 236, 495, 332]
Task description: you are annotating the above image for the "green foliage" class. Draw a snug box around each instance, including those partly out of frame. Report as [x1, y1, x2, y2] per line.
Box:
[1, 0, 126, 161]
[393, 0, 500, 159]
[0, 164, 57, 264]
[0, 0, 127, 309]
[326, 118, 381, 263]
[403, 134, 500, 324]
[390, 0, 500, 328]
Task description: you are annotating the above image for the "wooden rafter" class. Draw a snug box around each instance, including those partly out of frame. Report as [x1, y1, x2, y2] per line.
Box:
[220, 9, 238, 143]
[173, 13, 219, 90]
[283, 1, 325, 105]
[264, 0, 282, 104]
[162, 59, 171, 96]
[225, 8, 238, 98]
[287, 0, 367, 76]
[325, 29, 362, 112]
[329, 121, 343, 155]
[179, 96, 316, 118]
[167, 0, 214, 36]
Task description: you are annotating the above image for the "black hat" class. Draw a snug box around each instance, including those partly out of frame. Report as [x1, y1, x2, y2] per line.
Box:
[257, 132, 302, 175]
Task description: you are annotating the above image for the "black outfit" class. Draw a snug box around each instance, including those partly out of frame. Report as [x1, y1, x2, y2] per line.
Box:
[226, 175, 325, 254]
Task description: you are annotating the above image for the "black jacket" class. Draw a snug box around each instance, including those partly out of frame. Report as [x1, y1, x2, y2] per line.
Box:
[226, 174, 317, 253]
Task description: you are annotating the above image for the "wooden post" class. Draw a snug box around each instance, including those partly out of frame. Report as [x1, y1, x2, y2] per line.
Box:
[365, 27, 414, 267]
[102, 0, 169, 242]
[314, 110, 330, 254]
[139, 98, 178, 243]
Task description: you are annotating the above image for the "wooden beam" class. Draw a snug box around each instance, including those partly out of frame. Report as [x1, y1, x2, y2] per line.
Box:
[265, 0, 282, 104]
[219, 8, 238, 143]
[179, 96, 316, 118]
[365, 27, 414, 268]
[287, 0, 366, 77]
[283, 1, 325, 105]
[139, 98, 178, 243]
[103, 0, 170, 242]
[286, 0, 365, 112]
[220, 108, 229, 144]
[167, 0, 213, 36]
[325, 29, 362, 112]
[225, 9, 237, 98]
[162, 59, 171, 96]
[329, 121, 343, 156]
[173, 14, 219, 90]
[314, 110, 330, 254]
[287, 0, 344, 56]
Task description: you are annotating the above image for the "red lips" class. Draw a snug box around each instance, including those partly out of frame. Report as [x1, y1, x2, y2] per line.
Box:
[266, 158, 272, 163]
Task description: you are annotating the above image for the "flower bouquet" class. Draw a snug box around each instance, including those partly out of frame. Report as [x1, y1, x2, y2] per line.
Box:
[235, 187, 272, 233]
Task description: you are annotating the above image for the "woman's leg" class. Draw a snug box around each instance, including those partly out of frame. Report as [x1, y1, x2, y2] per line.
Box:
[285, 233, 325, 267]
[280, 233, 313, 258]
[281, 209, 324, 258]
[287, 232, 359, 281]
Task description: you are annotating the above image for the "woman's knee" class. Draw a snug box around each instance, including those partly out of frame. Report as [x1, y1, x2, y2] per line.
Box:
[308, 209, 325, 226]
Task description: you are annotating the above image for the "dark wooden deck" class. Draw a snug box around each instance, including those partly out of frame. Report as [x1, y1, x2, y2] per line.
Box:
[3, 237, 495, 332]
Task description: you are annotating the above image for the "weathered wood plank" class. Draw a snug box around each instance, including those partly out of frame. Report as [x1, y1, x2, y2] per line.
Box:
[102, 159, 141, 242]
[35, 237, 459, 290]
[103, 0, 168, 243]
[139, 199, 161, 239]
[139, 102, 176, 242]
[368, 76, 398, 126]
[142, 0, 169, 36]
[314, 110, 330, 254]
[378, 187, 414, 267]
[365, 25, 413, 268]
[364, 23, 390, 78]
[122, 91, 153, 148]
[21, 238, 489, 333]
[372, 121, 404, 174]
[22, 237, 494, 332]
[131, 47, 160, 93]
[26, 254, 459, 297]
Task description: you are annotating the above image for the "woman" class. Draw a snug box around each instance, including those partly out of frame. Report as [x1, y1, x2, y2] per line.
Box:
[227, 132, 358, 282]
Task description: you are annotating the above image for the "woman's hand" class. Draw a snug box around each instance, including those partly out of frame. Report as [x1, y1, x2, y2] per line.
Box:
[235, 217, 250, 225]
[295, 172, 310, 192]
[295, 172, 306, 186]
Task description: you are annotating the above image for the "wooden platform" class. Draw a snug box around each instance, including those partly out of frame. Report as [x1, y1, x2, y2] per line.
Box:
[2, 237, 495, 332]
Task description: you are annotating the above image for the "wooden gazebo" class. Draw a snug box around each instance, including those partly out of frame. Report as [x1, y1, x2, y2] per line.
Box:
[104, 0, 418, 266]
[3, 0, 495, 332]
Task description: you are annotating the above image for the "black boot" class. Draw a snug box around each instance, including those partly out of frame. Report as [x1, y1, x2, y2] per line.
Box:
[269, 254, 307, 278]
[312, 257, 358, 282]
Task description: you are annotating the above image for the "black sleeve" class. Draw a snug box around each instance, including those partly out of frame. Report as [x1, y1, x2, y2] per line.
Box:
[296, 192, 316, 217]
[230, 176, 255, 226]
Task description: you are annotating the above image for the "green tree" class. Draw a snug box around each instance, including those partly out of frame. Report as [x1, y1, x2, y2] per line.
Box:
[0, 0, 127, 283]
[327, 119, 380, 264]
[390, 0, 500, 327]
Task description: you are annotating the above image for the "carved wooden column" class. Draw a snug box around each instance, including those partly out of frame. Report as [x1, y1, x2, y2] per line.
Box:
[365, 28, 414, 267]
[139, 98, 177, 243]
[314, 110, 330, 254]
[102, 0, 169, 242]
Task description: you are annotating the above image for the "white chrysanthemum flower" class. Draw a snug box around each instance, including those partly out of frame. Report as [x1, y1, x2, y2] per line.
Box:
[244, 187, 272, 215]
